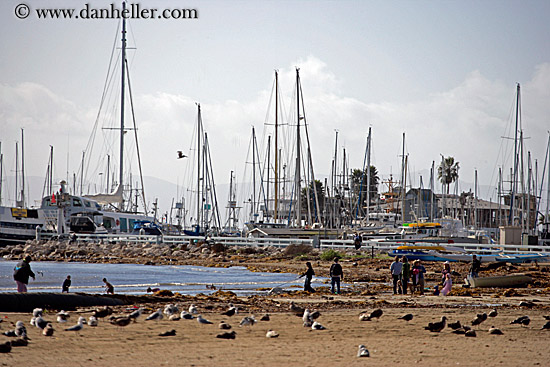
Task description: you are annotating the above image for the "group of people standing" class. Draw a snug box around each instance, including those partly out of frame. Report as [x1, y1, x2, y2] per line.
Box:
[299, 257, 344, 294]
[390, 256, 428, 295]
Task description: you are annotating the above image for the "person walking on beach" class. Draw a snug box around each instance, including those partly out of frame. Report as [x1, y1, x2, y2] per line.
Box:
[401, 256, 410, 295]
[412, 260, 426, 295]
[329, 257, 343, 294]
[298, 262, 316, 292]
[390, 256, 403, 294]
[13, 255, 35, 293]
[470, 255, 481, 277]
[62, 275, 71, 293]
[103, 278, 114, 294]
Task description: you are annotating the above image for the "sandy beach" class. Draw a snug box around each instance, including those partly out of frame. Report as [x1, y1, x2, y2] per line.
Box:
[2, 241, 550, 366]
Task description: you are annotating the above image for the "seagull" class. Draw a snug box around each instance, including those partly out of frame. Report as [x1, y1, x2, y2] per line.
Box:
[311, 321, 326, 330]
[146, 309, 164, 322]
[189, 304, 198, 314]
[219, 321, 232, 330]
[519, 301, 535, 308]
[65, 317, 86, 332]
[216, 331, 236, 339]
[42, 323, 54, 336]
[180, 311, 194, 320]
[425, 316, 447, 332]
[448, 320, 462, 330]
[239, 316, 256, 327]
[177, 151, 187, 159]
[4, 321, 27, 339]
[310, 310, 321, 320]
[164, 304, 179, 317]
[289, 302, 304, 316]
[451, 328, 466, 335]
[266, 329, 279, 338]
[260, 314, 270, 321]
[221, 305, 238, 317]
[362, 308, 383, 321]
[30, 317, 36, 327]
[471, 313, 487, 327]
[110, 316, 132, 327]
[34, 316, 49, 330]
[88, 316, 98, 327]
[56, 311, 70, 323]
[357, 345, 370, 357]
[33, 308, 44, 317]
[0, 341, 11, 353]
[159, 329, 176, 337]
[398, 313, 414, 321]
[169, 314, 180, 321]
[129, 308, 142, 321]
[488, 326, 503, 335]
[488, 309, 498, 318]
[197, 315, 213, 325]
[521, 317, 531, 327]
[510, 315, 529, 325]
[465, 329, 477, 337]
[540, 321, 550, 330]
[93, 306, 113, 318]
[302, 309, 311, 324]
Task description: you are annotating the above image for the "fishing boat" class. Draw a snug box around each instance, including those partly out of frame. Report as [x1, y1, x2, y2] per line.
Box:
[464, 274, 532, 288]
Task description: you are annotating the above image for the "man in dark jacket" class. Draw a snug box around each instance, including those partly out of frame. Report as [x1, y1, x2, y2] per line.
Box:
[13, 255, 35, 292]
[329, 258, 343, 294]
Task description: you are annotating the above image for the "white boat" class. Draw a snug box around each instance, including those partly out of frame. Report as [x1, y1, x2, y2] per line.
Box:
[465, 274, 532, 288]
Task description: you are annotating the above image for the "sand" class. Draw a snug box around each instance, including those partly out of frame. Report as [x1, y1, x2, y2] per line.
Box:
[2, 291, 550, 367]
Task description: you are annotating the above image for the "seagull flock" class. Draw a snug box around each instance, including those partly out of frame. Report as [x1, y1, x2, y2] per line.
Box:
[1, 301, 549, 358]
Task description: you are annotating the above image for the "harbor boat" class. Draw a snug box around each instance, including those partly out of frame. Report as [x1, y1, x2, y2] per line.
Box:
[388, 244, 502, 262]
[464, 274, 532, 288]
[0, 206, 45, 245]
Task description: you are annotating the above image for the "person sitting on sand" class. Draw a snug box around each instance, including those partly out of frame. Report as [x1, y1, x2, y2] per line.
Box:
[62, 275, 71, 293]
[298, 262, 315, 293]
[103, 278, 114, 294]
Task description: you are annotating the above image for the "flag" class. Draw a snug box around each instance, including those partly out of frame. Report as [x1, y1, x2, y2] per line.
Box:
[51, 193, 56, 204]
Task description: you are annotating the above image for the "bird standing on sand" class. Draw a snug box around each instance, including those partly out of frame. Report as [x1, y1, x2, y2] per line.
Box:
[164, 304, 179, 317]
[197, 315, 213, 325]
[129, 308, 142, 321]
[360, 309, 383, 321]
[110, 316, 132, 327]
[57, 311, 70, 323]
[425, 316, 447, 332]
[221, 305, 238, 317]
[93, 306, 113, 319]
[357, 345, 370, 357]
[465, 329, 477, 337]
[34, 316, 49, 330]
[540, 321, 550, 330]
[189, 304, 198, 314]
[146, 309, 163, 322]
[239, 316, 256, 327]
[471, 313, 487, 328]
[448, 320, 462, 330]
[488, 309, 498, 318]
[398, 313, 413, 321]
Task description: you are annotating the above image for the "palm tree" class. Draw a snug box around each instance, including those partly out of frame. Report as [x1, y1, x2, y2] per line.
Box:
[437, 156, 460, 195]
[350, 166, 379, 214]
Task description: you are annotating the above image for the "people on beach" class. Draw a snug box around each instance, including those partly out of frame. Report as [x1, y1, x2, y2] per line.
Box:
[146, 287, 160, 293]
[412, 260, 426, 295]
[401, 256, 410, 295]
[441, 261, 451, 283]
[62, 275, 71, 293]
[329, 257, 343, 294]
[470, 255, 481, 277]
[390, 256, 403, 294]
[298, 262, 316, 292]
[440, 273, 452, 296]
[103, 278, 114, 294]
[13, 255, 35, 293]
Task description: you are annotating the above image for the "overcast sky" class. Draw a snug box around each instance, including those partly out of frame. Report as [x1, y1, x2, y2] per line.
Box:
[1, 0, 549, 215]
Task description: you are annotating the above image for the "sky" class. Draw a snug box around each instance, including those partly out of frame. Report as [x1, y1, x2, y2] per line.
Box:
[1, 0, 550, 219]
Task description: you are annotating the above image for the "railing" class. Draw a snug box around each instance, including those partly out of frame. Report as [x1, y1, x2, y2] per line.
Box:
[35, 232, 550, 255]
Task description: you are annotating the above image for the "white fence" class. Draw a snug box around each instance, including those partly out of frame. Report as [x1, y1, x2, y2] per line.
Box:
[37, 232, 550, 255]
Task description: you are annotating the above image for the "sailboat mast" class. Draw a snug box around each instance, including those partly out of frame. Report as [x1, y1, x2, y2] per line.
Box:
[196, 104, 202, 230]
[15, 142, 18, 207]
[0, 142, 2, 206]
[401, 132, 406, 224]
[274, 71, 279, 223]
[509, 83, 520, 225]
[21, 129, 25, 208]
[295, 68, 301, 227]
[366, 127, 372, 223]
[119, 1, 127, 206]
[252, 126, 257, 220]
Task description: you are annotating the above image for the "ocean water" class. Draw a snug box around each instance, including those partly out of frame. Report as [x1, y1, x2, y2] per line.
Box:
[1, 260, 326, 296]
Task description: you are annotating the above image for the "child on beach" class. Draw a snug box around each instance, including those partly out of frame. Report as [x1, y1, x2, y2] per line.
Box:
[62, 275, 71, 293]
[103, 278, 114, 294]
[440, 273, 452, 296]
